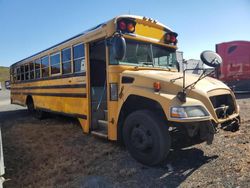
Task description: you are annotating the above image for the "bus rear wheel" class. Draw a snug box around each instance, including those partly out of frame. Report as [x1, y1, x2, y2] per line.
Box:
[27, 96, 35, 113]
[123, 110, 171, 166]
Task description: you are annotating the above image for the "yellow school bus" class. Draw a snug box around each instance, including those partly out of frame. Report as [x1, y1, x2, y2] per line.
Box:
[10, 15, 240, 165]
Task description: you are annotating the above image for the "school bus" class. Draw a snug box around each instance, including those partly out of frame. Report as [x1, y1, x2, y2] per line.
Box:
[10, 15, 240, 165]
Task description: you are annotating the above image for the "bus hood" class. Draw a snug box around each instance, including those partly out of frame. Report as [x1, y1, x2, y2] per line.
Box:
[121, 70, 229, 95]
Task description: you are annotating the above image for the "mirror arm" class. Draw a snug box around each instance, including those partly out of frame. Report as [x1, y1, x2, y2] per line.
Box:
[177, 69, 187, 102]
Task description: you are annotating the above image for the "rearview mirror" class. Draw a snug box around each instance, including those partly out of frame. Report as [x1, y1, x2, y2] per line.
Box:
[200, 50, 222, 68]
[112, 35, 126, 60]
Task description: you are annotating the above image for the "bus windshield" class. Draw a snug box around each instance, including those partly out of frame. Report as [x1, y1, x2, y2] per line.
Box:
[110, 39, 178, 69]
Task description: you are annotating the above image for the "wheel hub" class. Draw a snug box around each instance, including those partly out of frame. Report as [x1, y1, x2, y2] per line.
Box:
[131, 126, 152, 151]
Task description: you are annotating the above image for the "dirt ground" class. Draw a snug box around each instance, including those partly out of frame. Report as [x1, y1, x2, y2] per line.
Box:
[0, 93, 250, 187]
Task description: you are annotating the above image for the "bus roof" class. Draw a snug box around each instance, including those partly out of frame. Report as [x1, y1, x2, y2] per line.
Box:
[12, 15, 173, 67]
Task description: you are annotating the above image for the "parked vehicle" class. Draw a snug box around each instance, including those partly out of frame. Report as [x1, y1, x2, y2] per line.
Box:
[10, 15, 240, 165]
[216, 41, 250, 92]
[4, 80, 10, 90]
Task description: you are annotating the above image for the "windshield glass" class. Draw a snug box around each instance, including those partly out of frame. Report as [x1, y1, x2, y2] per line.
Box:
[110, 39, 178, 69]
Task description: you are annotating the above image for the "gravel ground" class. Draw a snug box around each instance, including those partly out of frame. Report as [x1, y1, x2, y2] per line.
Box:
[0, 91, 249, 187]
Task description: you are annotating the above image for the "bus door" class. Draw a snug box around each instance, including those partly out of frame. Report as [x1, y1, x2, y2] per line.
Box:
[89, 40, 108, 137]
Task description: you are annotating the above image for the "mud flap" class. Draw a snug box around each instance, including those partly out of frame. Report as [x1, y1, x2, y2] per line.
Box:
[199, 121, 216, 145]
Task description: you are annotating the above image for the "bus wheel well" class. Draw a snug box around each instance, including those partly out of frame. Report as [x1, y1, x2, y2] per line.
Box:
[26, 95, 33, 105]
[26, 95, 34, 112]
[117, 95, 166, 144]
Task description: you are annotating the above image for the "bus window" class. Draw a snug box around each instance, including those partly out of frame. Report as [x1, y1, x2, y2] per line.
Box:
[25, 64, 29, 80]
[20, 65, 25, 81]
[62, 48, 71, 74]
[35, 59, 41, 79]
[30, 62, 34, 80]
[50, 52, 61, 75]
[41, 56, 49, 77]
[73, 43, 85, 72]
[17, 67, 20, 81]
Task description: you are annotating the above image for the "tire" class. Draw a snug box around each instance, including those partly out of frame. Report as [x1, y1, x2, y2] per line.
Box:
[123, 110, 171, 165]
[26, 96, 46, 119]
[27, 97, 35, 113]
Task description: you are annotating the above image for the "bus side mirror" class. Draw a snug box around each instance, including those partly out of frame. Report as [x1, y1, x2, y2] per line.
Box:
[200, 50, 222, 68]
[112, 35, 126, 60]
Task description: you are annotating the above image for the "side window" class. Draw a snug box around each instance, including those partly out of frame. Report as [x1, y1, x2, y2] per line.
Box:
[35, 59, 41, 79]
[30, 62, 35, 80]
[227, 45, 237, 54]
[25, 64, 29, 80]
[73, 43, 85, 72]
[62, 48, 72, 74]
[50, 52, 61, 75]
[20, 65, 25, 81]
[41, 56, 49, 77]
[17, 67, 21, 81]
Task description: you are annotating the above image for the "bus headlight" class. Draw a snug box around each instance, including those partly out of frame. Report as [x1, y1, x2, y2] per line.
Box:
[170, 106, 209, 118]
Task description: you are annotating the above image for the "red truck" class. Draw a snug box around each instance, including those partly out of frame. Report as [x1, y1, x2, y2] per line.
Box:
[216, 41, 250, 92]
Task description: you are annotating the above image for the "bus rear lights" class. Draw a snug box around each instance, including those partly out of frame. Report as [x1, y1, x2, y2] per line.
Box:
[165, 32, 178, 45]
[153, 81, 161, 92]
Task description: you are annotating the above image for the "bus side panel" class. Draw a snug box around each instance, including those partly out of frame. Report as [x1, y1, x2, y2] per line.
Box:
[11, 75, 88, 120]
[11, 92, 26, 106]
[33, 96, 87, 116]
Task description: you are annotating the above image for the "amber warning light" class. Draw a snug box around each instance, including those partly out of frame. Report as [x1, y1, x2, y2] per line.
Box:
[153, 82, 161, 92]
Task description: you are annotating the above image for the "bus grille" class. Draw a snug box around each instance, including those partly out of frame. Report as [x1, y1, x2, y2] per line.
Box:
[209, 94, 236, 119]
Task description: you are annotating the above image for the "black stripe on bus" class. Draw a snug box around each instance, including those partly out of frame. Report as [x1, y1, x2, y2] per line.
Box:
[11, 92, 87, 98]
[13, 72, 86, 84]
[11, 83, 86, 90]
[36, 107, 87, 119]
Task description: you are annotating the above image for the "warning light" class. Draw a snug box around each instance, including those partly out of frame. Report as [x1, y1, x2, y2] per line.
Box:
[117, 19, 136, 33]
[165, 32, 178, 45]
[153, 82, 161, 92]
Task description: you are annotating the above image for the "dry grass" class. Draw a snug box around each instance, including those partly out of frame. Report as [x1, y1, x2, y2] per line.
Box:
[1, 96, 250, 187]
[0, 66, 9, 87]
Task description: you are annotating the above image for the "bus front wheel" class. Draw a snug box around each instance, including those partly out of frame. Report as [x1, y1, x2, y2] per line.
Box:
[123, 110, 171, 166]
